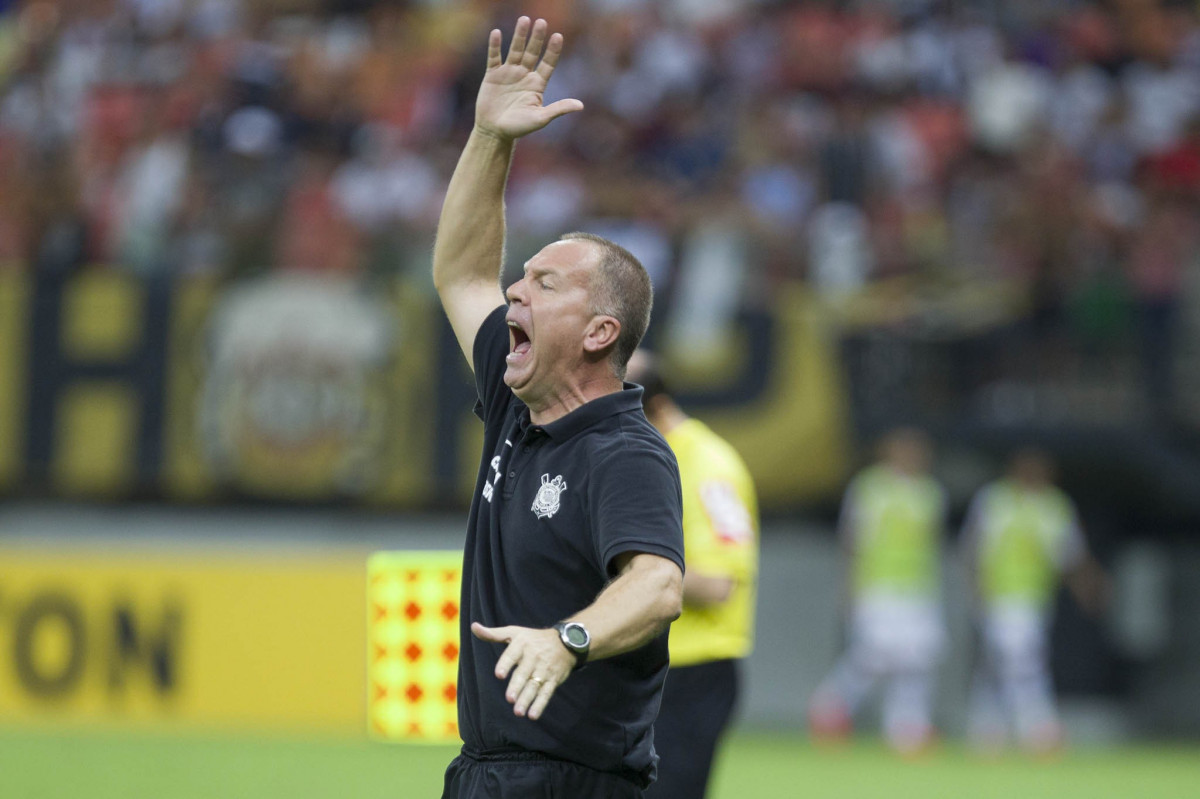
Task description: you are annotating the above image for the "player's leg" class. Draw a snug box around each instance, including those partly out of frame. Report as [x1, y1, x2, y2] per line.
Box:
[966, 658, 1007, 751]
[995, 610, 1063, 753]
[809, 606, 883, 738]
[1005, 643, 1062, 752]
[881, 668, 936, 755]
[648, 660, 739, 799]
[879, 605, 942, 755]
[967, 620, 1008, 751]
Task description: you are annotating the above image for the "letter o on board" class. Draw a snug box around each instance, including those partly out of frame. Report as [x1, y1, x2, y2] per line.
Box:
[14, 593, 87, 698]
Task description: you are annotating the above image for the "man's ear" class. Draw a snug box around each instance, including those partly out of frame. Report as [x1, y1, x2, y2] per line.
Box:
[583, 315, 621, 356]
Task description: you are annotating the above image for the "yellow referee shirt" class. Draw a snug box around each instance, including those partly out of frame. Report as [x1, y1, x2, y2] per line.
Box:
[664, 418, 759, 667]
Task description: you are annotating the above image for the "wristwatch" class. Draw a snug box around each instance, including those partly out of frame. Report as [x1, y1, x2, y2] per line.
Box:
[553, 621, 590, 670]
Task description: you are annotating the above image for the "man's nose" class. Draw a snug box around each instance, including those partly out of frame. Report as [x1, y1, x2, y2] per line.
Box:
[505, 279, 525, 303]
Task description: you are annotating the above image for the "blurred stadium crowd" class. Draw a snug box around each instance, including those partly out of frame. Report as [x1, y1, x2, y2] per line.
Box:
[1, 0, 1199, 412]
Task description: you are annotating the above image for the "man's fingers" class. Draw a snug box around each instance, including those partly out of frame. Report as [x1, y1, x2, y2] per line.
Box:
[526, 680, 556, 721]
[472, 623, 521, 677]
[486, 29, 502, 69]
[505, 659, 536, 703]
[494, 650, 518, 680]
[512, 673, 546, 717]
[493, 639, 523, 680]
[521, 18, 548, 69]
[505, 16, 531, 64]
[535, 32, 566, 80]
[473, 625, 566, 718]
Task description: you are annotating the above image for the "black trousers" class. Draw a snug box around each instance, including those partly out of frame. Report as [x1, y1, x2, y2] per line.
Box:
[646, 659, 740, 799]
[442, 750, 644, 799]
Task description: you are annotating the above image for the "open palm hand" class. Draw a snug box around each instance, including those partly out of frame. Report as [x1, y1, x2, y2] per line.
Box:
[475, 17, 583, 141]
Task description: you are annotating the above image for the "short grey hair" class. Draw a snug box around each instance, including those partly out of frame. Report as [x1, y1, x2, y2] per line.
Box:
[559, 231, 652, 379]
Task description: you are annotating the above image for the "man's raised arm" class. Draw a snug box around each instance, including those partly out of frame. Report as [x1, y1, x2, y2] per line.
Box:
[432, 16, 583, 366]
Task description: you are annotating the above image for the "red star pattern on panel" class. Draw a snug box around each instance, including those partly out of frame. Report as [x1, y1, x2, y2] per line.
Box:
[368, 554, 462, 744]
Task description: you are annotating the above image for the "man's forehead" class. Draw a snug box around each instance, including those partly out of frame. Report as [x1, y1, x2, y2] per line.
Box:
[525, 239, 598, 273]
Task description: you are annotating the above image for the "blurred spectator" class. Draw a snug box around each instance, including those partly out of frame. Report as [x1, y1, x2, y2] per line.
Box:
[25, 146, 89, 275]
[112, 89, 190, 274]
[1125, 188, 1199, 417]
[276, 143, 359, 275]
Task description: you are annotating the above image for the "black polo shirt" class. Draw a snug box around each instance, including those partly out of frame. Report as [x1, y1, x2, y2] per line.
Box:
[456, 306, 685, 786]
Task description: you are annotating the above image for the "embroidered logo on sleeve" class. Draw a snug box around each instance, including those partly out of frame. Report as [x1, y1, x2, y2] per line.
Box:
[532, 474, 567, 519]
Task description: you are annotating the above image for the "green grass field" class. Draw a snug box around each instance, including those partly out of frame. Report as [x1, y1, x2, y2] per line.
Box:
[2, 726, 1197, 799]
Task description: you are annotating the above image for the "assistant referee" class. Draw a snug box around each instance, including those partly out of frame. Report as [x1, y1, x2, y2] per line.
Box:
[629, 352, 760, 799]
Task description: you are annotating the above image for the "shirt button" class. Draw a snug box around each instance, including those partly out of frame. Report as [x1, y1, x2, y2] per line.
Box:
[508, 471, 516, 479]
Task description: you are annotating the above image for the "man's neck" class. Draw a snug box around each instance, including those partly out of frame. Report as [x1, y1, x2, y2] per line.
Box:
[526, 375, 624, 425]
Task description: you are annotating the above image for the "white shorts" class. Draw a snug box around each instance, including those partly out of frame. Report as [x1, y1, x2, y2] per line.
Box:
[982, 603, 1049, 673]
[852, 594, 945, 672]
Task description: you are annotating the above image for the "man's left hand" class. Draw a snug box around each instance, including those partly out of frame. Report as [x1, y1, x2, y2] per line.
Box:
[471, 621, 575, 720]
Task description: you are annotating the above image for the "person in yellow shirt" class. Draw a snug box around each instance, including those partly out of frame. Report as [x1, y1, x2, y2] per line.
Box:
[808, 428, 947, 755]
[628, 352, 758, 799]
[961, 448, 1107, 754]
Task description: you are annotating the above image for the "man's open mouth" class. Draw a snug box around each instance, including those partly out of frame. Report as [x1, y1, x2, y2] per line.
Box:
[508, 322, 531, 358]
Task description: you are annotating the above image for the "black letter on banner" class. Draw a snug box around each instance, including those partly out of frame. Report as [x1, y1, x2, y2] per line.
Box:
[14, 593, 87, 698]
[24, 271, 171, 487]
[108, 599, 183, 694]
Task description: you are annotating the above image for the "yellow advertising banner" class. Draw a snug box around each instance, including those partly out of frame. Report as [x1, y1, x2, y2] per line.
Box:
[0, 544, 369, 735]
[0, 270, 851, 507]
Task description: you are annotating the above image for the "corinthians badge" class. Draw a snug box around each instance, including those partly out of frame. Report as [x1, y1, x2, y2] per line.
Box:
[532, 474, 568, 519]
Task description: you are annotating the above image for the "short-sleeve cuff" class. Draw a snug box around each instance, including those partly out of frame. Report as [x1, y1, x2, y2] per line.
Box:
[601, 537, 686, 578]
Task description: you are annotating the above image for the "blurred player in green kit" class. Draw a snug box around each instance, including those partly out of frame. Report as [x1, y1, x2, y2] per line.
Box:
[808, 428, 948, 755]
[961, 448, 1108, 754]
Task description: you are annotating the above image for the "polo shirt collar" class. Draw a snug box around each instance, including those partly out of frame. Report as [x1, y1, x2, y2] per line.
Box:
[521, 383, 645, 440]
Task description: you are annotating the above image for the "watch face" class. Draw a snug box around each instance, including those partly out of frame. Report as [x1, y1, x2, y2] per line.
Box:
[565, 625, 588, 647]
